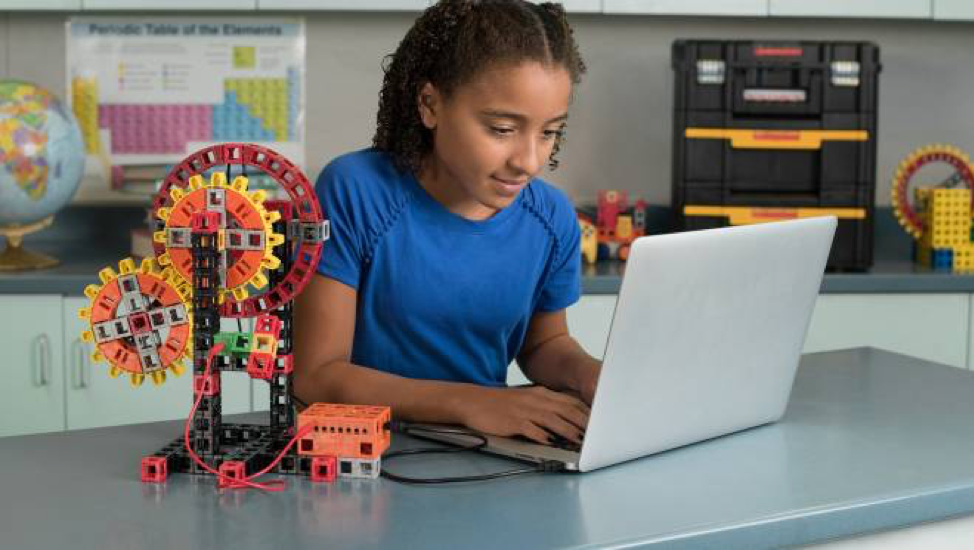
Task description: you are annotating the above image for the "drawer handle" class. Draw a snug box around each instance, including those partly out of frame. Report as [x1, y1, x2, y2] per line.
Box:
[72, 340, 88, 390]
[33, 333, 51, 387]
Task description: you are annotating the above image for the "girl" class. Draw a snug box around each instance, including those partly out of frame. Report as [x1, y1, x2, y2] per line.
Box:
[294, 0, 600, 446]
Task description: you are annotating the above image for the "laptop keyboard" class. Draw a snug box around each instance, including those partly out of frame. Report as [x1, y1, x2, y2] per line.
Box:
[548, 435, 582, 452]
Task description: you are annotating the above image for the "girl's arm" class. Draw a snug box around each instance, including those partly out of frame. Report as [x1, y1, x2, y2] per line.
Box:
[516, 310, 602, 406]
[293, 274, 589, 444]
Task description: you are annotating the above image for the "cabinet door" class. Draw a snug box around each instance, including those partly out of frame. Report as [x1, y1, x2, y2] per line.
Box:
[64, 297, 250, 430]
[803, 294, 968, 369]
[934, 0, 974, 20]
[2, 0, 81, 8]
[603, 0, 768, 16]
[257, 0, 428, 9]
[506, 295, 618, 385]
[533, 0, 601, 13]
[0, 295, 64, 437]
[769, 0, 931, 18]
[82, 0, 255, 9]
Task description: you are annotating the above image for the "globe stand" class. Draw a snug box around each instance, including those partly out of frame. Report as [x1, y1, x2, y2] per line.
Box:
[0, 216, 58, 271]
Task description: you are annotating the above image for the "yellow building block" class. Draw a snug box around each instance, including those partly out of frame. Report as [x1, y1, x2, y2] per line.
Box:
[616, 215, 633, 240]
[927, 188, 971, 247]
[953, 243, 974, 272]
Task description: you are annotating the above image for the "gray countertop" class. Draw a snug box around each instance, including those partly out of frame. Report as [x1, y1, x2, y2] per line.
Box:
[581, 258, 974, 294]
[3, 348, 974, 549]
[5, 205, 974, 295]
[3, 240, 972, 295]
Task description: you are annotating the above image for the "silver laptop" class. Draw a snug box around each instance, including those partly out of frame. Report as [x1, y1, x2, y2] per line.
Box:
[410, 216, 837, 472]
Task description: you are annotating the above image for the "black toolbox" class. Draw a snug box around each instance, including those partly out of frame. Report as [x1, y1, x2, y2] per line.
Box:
[671, 40, 881, 270]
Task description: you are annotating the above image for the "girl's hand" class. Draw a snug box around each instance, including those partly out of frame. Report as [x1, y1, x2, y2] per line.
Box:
[574, 361, 602, 406]
[458, 385, 590, 445]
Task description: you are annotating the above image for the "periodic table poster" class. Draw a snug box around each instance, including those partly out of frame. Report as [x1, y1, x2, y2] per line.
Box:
[66, 17, 306, 174]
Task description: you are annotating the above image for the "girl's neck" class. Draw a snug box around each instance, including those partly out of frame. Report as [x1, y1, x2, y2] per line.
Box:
[416, 155, 497, 221]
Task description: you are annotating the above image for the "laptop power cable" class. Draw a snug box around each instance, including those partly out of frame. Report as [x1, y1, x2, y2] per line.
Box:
[380, 421, 567, 484]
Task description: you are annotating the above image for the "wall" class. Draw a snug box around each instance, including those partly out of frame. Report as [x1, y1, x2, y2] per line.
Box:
[3, 10, 973, 206]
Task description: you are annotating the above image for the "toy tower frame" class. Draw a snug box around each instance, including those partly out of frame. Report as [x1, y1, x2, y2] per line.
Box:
[139, 143, 328, 482]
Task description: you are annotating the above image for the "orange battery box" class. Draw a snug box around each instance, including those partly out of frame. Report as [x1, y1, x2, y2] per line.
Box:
[297, 403, 392, 459]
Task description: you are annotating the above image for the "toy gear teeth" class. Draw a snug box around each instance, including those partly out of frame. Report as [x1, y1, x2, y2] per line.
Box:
[891, 144, 974, 241]
[79, 256, 192, 387]
[152, 171, 284, 305]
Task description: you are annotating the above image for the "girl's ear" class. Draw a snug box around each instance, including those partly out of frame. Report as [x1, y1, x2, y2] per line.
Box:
[417, 82, 440, 130]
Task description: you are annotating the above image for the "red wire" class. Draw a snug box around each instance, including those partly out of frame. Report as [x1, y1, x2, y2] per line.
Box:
[183, 342, 314, 491]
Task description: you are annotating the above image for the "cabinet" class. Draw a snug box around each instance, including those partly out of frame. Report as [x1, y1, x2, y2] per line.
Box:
[602, 0, 768, 16]
[0, 296, 64, 438]
[256, 0, 428, 9]
[933, 0, 974, 20]
[803, 294, 968, 369]
[62, 297, 251, 431]
[82, 0, 255, 9]
[768, 0, 932, 18]
[506, 292, 970, 385]
[1, 0, 81, 8]
[0, 295, 253, 436]
[506, 294, 617, 385]
[542, 0, 601, 13]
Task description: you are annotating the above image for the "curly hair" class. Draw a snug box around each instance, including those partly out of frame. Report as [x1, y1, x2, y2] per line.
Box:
[372, 0, 586, 174]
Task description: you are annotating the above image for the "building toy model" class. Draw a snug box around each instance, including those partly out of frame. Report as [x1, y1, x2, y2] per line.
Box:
[891, 144, 974, 272]
[79, 143, 389, 488]
[577, 190, 648, 264]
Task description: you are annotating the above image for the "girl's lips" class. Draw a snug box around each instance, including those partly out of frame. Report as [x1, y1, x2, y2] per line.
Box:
[492, 176, 527, 196]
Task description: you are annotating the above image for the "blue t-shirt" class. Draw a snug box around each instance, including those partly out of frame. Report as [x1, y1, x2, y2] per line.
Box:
[315, 149, 581, 386]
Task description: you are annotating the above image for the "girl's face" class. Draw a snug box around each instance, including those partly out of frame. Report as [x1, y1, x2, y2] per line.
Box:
[418, 61, 572, 221]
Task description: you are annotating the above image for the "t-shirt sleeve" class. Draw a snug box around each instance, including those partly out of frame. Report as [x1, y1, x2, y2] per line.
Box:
[315, 160, 366, 290]
[535, 189, 582, 313]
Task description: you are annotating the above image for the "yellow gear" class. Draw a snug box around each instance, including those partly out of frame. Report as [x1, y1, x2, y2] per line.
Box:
[891, 144, 973, 240]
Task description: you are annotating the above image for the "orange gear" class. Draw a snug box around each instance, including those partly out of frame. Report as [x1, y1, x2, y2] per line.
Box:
[153, 171, 283, 303]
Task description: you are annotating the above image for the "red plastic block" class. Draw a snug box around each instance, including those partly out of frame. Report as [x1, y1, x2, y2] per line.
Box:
[246, 352, 275, 380]
[218, 461, 246, 488]
[310, 456, 337, 482]
[253, 314, 282, 337]
[264, 199, 294, 222]
[274, 354, 293, 375]
[127, 312, 152, 335]
[141, 456, 168, 483]
[193, 373, 221, 397]
[191, 211, 222, 234]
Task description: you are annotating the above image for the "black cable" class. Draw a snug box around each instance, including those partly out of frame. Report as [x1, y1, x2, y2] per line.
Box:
[289, 390, 308, 409]
[380, 422, 566, 484]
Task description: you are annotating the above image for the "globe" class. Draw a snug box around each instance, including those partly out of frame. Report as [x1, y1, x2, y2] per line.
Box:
[0, 80, 85, 270]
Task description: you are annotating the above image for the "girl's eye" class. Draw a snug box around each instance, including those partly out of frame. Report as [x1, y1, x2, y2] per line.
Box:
[490, 126, 514, 136]
[543, 126, 566, 141]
